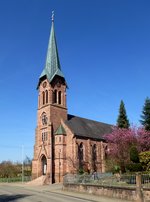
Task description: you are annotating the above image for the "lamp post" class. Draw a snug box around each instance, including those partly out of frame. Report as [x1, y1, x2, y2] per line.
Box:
[22, 145, 24, 183]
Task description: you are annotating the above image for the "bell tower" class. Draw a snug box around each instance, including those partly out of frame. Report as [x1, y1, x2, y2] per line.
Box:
[32, 12, 67, 183]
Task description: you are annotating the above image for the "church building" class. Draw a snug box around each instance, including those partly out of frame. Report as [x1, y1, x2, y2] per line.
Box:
[32, 14, 112, 184]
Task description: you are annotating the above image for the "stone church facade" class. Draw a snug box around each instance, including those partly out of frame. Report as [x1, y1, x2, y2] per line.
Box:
[32, 16, 112, 184]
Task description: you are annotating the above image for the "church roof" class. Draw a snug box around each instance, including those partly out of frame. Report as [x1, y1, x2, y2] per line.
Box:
[38, 13, 65, 87]
[55, 125, 66, 135]
[65, 115, 112, 141]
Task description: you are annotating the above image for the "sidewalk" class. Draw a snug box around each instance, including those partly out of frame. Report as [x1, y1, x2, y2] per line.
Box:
[50, 188, 132, 202]
[13, 183, 132, 202]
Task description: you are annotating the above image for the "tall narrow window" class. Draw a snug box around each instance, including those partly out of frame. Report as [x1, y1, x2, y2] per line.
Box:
[45, 90, 48, 103]
[78, 143, 84, 170]
[42, 132, 48, 142]
[92, 144, 97, 161]
[42, 91, 45, 105]
[92, 144, 97, 171]
[58, 91, 61, 105]
[53, 90, 57, 104]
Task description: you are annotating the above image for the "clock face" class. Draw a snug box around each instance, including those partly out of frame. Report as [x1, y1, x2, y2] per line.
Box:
[42, 113, 48, 125]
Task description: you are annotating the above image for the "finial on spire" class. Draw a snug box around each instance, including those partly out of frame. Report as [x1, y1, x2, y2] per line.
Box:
[52, 11, 54, 22]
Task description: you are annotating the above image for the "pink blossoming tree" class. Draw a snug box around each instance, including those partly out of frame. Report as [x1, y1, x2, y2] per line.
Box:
[137, 127, 150, 152]
[105, 127, 137, 172]
[105, 126, 150, 172]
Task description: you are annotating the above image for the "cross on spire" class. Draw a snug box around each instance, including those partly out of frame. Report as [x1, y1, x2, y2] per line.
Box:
[52, 11, 54, 22]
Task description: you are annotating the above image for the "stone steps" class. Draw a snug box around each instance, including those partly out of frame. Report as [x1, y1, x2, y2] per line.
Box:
[27, 175, 47, 185]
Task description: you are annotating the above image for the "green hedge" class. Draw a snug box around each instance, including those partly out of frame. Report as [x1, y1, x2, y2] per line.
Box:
[0, 176, 31, 183]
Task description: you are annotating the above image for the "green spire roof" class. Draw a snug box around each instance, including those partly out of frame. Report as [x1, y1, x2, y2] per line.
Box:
[55, 125, 66, 135]
[39, 14, 65, 84]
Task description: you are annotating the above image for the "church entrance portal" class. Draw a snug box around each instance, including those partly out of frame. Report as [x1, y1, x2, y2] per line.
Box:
[41, 155, 47, 175]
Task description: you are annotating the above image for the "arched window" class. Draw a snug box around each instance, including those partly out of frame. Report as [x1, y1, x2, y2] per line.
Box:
[53, 90, 57, 104]
[42, 91, 45, 105]
[78, 143, 84, 160]
[92, 144, 97, 171]
[92, 144, 97, 161]
[78, 143, 84, 169]
[45, 90, 48, 104]
[58, 91, 61, 105]
[41, 112, 48, 126]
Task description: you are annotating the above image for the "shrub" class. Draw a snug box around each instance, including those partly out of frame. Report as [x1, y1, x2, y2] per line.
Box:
[78, 168, 84, 175]
[130, 146, 139, 163]
[126, 163, 143, 172]
[113, 165, 121, 173]
[139, 151, 150, 171]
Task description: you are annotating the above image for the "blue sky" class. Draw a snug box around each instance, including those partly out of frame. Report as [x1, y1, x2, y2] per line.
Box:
[0, 0, 150, 162]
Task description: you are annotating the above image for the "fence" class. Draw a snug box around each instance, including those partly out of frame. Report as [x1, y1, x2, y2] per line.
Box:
[63, 173, 150, 188]
[63, 173, 150, 201]
[0, 176, 31, 183]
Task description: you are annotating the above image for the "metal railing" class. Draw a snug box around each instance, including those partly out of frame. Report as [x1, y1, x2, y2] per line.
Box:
[142, 174, 150, 188]
[63, 173, 150, 188]
[0, 176, 31, 183]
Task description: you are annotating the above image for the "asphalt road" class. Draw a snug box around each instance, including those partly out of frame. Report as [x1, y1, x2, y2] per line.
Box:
[0, 183, 131, 202]
[0, 184, 89, 202]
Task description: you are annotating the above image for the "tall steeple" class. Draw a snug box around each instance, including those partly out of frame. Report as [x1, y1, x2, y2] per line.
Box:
[39, 12, 65, 86]
[32, 12, 68, 184]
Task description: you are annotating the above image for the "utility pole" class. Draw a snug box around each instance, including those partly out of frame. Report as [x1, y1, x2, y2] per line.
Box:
[22, 145, 24, 183]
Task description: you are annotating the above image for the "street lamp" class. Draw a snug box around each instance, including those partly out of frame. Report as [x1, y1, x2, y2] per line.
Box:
[22, 145, 24, 183]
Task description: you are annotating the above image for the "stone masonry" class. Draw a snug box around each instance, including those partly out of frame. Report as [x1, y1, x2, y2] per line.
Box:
[32, 15, 112, 184]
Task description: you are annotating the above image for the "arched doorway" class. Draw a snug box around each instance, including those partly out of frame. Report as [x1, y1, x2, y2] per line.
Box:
[41, 155, 47, 175]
